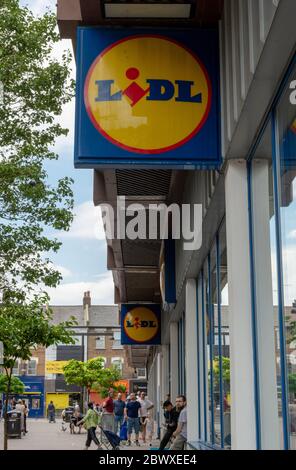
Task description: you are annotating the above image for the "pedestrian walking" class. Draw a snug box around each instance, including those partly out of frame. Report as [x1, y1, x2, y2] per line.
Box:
[47, 400, 56, 423]
[113, 393, 126, 435]
[159, 400, 180, 450]
[77, 402, 102, 450]
[170, 395, 187, 450]
[102, 391, 115, 432]
[125, 392, 141, 446]
[138, 391, 154, 443]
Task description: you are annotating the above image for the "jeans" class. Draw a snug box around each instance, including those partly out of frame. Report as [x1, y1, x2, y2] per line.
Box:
[85, 427, 100, 448]
[114, 415, 124, 435]
[48, 412, 55, 423]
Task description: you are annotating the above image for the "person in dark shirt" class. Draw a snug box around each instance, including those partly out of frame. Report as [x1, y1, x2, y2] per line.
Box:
[47, 401, 56, 423]
[159, 400, 180, 450]
[125, 393, 141, 446]
[114, 393, 126, 435]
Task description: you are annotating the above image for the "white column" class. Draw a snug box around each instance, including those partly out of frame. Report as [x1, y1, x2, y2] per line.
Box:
[251, 160, 280, 449]
[225, 160, 257, 450]
[185, 279, 199, 442]
[169, 322, 179, 402]
[197, 277, 206, 441]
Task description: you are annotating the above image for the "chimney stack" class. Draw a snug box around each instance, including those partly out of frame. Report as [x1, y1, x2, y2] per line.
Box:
[83, 291, 91, 307]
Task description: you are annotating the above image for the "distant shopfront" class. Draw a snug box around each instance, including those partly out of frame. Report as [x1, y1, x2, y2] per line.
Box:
[12, 376, 45, 418]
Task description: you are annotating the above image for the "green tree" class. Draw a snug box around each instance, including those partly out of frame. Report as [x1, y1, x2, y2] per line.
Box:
[93, 366, 124, 399]
[0, 374, 24, 394]
[63, 358, 106, 394]
[213, 356, 231, 386]
[63, 358, 125, 403]
[0, 297, 77, 450]
[0, 0, 74, 302]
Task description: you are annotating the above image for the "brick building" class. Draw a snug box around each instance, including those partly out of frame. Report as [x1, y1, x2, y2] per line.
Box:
[8, 292, 147, 416]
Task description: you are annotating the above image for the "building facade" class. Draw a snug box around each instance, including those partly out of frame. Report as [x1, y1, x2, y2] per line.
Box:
[57, 0, 296, 450]
[10, 293, 144, 416]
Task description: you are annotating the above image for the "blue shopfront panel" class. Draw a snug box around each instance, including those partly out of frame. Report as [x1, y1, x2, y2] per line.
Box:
[16, 376, 45, 418]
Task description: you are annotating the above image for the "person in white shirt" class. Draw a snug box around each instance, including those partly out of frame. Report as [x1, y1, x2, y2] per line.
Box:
[137, 392, 154, 444]
[15, 399, 26, 436]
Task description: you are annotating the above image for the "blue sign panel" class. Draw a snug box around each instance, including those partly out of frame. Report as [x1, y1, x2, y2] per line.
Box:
[121, 304, 161, 345]
[75, 27, 221, 169]
[9, 376, 45, 418]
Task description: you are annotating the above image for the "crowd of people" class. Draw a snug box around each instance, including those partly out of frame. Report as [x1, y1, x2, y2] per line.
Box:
[45, 390, 187, 450]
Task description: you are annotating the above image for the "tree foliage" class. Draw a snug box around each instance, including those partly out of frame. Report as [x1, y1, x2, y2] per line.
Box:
[0, 297, 77, 369]
[63, 358, 105, 391]
[0, 374, 24, 394]
[63, 358, 124, 397]
[93, 366, 123, 398]
[0, 296, 77, 449]
[212, 356, 231, 385]
[0, 0, 75, 301]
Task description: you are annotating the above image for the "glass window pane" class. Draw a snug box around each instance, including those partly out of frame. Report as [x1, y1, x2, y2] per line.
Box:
[251, 119, 283, 448]
[112, 331, 123, 349]
[277, 62, 296, 449]
[210, 241, 221, 446]
[204, 257, 213, 443]
[219, 222, 231, 449]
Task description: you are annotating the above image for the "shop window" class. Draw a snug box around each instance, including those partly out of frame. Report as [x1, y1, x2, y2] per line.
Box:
[276, 62, 296, 449]
[219, 223, 231, 449]
[197, 221, 231, 449]
[248, 60, 296, 449]
[31, 398, 40, 410]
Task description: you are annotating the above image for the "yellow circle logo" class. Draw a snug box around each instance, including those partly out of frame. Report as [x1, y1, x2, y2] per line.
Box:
[84, 35, 212, 154]
[123, 306, 159, 343]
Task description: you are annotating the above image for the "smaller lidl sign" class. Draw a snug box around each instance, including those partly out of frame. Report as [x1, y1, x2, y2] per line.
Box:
[75, 28, 221, 169]
[121, 304, 161, 345]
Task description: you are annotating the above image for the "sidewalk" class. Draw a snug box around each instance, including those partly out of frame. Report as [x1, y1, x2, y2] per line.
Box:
[0, 419, 160, 451]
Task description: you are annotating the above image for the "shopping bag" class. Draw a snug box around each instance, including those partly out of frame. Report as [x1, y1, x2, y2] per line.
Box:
[120, 420, 128, 441]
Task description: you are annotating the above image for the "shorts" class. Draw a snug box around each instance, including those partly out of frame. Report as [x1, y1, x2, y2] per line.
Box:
[127, 417, 140, 435]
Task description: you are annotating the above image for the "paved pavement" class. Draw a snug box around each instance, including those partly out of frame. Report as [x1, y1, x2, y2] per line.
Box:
[0, 419, 160, 451]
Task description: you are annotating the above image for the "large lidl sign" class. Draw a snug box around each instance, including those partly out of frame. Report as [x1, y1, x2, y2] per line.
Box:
[121, 304, 161, 345]
[75, 28, 221, 169]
